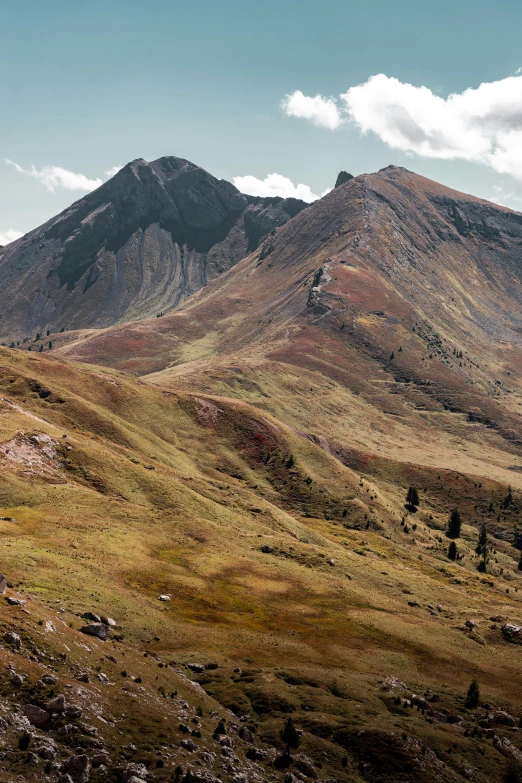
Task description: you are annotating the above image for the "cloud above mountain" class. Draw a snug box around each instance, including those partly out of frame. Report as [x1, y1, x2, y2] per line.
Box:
[5, 160, 105, 192]
[233, 172, 329, 202]
[0, 229, 22, 246]
[282, 72, 522, 182]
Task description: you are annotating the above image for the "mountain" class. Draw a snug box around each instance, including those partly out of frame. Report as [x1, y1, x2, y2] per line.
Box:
[4, 166, 522, 782]
[56, 165, 522, 455]
[0, 156, 307, 341]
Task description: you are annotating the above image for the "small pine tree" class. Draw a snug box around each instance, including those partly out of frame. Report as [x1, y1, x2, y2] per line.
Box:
[448, 541, 458, 561]
[503, 485, 513, 509]
[447, 508, 461, 539]
[476, 522, 487, 555]
[38, 344, 43, 352]
[48, 341, 52, 350]
[405, 486, 419, 510]
[389, 351, 395, 360]
[465, 678, 480, 709]
[281, 717, 302, 755]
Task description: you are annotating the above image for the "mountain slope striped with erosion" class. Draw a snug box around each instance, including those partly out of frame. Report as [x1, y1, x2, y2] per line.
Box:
[0, 156, 306, 341]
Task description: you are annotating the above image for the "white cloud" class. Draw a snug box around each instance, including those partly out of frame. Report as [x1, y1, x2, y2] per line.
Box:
[490, 184, 522, 209]
[5, 159, 103, 193]
[233, 173, 329, 202]
[0, 229, 23, 246]
[283, 73, 522, 182]
[281, 90, 342, 130]
[105, 165, 123, 178]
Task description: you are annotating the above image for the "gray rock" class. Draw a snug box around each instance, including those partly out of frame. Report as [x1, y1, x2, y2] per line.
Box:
[22, 704, 49, 727]
[122, 763, 148, 781]
[502, 623, 522, 640]
[294, 754, 318, 779]
[65, 704, 82, 719]
[100, 615, 116, 626]
[11, 673, 24, 687]
[261, 545, 274, 554]
[81, 611, 101, 622]
[60, 754, 91, 783]
[46, 694, 66, 712]
[6, 596, 25, 606]
[37, 744, 57, 760]
[3, 631, 21, 648]
[238, 726, 255, 743]
[429, 709, 448, 723]
[491, 710, 517, 727]
[79, 622, 110, 640]
[187, 663, 205, 673]
[40, 673, 58, 685]
[0, 574, 6, 594]
[92, 753, 110, 767]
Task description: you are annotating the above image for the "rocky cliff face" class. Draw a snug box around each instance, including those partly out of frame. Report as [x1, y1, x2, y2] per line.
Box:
[0, 156, 307, 340]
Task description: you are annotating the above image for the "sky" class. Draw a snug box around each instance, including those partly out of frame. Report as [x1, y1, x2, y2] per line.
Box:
[2, 0, 522, 244]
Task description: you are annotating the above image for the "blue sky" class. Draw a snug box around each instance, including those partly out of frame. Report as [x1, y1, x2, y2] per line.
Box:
[2, 0, 522, 242]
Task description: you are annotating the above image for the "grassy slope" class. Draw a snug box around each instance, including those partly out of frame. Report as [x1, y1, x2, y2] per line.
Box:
[2, 348, 522, 781]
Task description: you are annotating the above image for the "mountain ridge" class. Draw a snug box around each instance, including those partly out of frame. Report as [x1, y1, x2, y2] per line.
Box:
[0, 155, 308, 341]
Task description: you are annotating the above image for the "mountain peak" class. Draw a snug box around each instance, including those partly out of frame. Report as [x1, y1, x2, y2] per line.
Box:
[334, 170, 354, 188]
[0, 155, 307, 341]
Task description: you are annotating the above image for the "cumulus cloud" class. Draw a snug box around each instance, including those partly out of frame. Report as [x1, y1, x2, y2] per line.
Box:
[0, 229, 23, 246]
[281, 90, 342, 130]
[105, 165, 123, 178]
[5, 159, 103, 192]
[282, 73, 522, 181]
[233, 173, 329, 202]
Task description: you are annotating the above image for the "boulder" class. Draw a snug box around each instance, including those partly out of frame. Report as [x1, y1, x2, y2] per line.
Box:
[46, 694, 66, 713]
[187, 663, 205, 673]
[491, 710, 517, 727]
[121, 763, 148, 781]
[294, 754, 319, 779]
[238, 726, 255, 743]
[40, 673, 57, 685]
[159, 594, 171, 602]
[79, 622, 110, 640]
[3, 631, 21, 648]
[22, 704, 50, 727]
[100, 615, 116, 626]
[81, 611, 101, 622]
[380, 676, 407, 691]
[65, 704, 82, 719]
[60, 754, 91, 783]
[502, 624, 522, 640]
[6, 596, 25, 606]
[261, 545, 274, 554]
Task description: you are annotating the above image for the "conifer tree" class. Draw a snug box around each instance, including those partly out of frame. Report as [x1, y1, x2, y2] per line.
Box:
[448, 541, 458, 561]
[405, 486, 419, 510]
[447, 508, 461, 539]
[465, 678, 480, 709]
